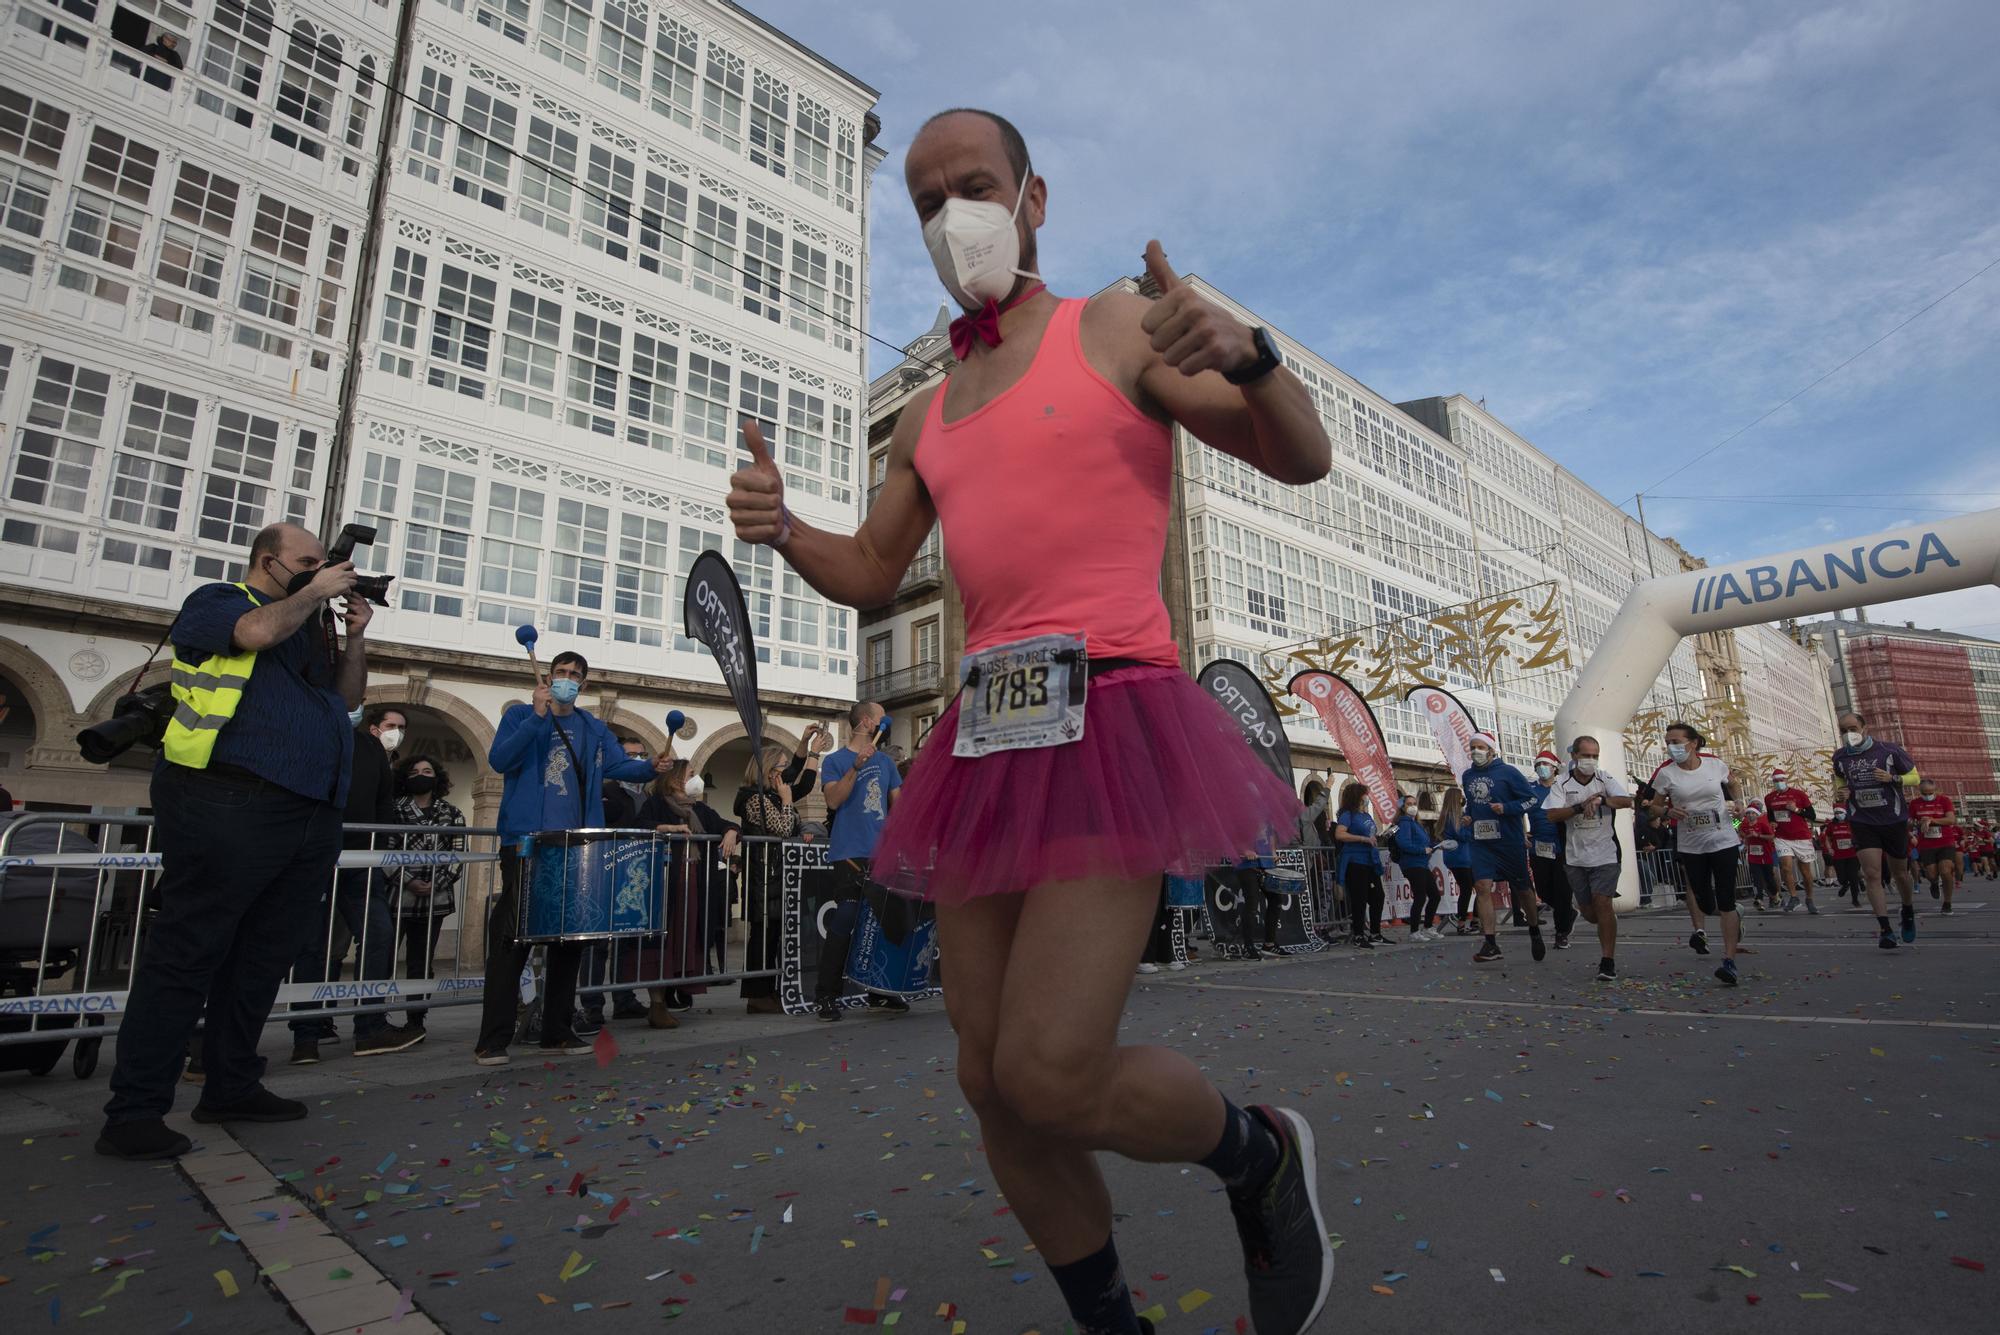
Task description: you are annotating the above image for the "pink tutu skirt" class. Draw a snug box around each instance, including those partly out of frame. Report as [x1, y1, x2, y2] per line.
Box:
[872, 665, 1301, 902]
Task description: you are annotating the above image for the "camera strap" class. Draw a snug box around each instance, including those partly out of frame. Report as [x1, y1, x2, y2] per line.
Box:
[551, 715, 590, 827]
[126, 624, 177, 700]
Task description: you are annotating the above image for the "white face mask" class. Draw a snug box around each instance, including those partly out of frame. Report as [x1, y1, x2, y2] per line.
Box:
[1773, 780, 1788, 792]
[1842, 730, 1866, 749]
[1666, 742, 1688, 762]
[684, 776, 706, 802]
[1469, 749, 1491, 766]
[1573, 758, 1598, 777]
[921, 167, 1041, 309]
[377, 727, 404, 752]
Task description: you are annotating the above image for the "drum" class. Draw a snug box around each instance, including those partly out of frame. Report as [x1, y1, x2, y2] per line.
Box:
[1165, 873, 1206, 909]
[519, 829, 661, 941]
[1262, 867, 1307, 899]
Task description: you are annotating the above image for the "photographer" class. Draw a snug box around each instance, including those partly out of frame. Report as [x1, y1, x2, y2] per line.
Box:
[98, 523, 371, 1160]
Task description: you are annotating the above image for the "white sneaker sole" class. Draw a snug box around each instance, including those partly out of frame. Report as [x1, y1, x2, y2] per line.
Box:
[1272, 1106, 1334, 1333]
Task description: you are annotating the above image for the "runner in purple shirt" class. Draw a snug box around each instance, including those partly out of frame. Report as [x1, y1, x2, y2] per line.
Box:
[1828, 710, 1922, 948]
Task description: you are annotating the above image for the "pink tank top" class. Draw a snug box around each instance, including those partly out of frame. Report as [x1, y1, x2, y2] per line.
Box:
[915, 298, 1178, 668]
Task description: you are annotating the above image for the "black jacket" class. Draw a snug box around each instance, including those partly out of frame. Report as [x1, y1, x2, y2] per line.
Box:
[343, 730, 398, 850]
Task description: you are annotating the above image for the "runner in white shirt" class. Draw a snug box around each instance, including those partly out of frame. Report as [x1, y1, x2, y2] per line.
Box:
[1644, 721, 1745, 988]
[1541, 735, 1634, 981]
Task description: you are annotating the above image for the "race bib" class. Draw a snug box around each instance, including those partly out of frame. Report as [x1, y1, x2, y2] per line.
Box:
[1686, 809, 1720, 830]
[953, 632, 1088, 760]
[1853, 787, 1888, 809]
[1473, 819, 1500, 840]
[1534, 840, 1557, 859]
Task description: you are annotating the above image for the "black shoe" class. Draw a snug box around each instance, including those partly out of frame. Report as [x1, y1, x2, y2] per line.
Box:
[1226, 1107, 1333, 1335]
[1553, 932, 1571, 950]
[1529, 930, 1547, 962]
[1942, 904, 1954, 915]
[1878, 929, 1899, 950]
[1368, 932, 1388, 945]
[1715, 960, 1739, 987]
[814, 999, 842, 1023]
[571, 1011, 603, 1037]
[1473, 941, 1503, 964]
[1351, 934, 1373, 949]
[289, 1040, 321, 1066]
[354, 1026, 425, 1056]
[1901, 908, 1917, 943]
[1689, 930, 1710, 955]
[539, 1031, 595, 1056]
[1240, 947, 1266, 960]
[1596, 959, 1617, 981]
[96, 1119, 192, 1160]
[611, 1001, 648, 1020]
[1930, 883, 1940, 899]
[863, 993, 910, 1014]
[191, 1086, 307, 1124]
[665, 990, 694, 1012]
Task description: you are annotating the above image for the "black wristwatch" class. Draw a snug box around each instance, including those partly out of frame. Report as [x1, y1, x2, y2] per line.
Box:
[1224, 326, 1282, 386]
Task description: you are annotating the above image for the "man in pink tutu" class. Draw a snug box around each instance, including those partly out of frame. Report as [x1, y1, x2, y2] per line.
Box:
[728, 108, 1335, 1335]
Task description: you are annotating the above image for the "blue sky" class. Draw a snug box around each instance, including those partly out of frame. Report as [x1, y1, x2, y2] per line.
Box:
[753, 0, 2000, 638]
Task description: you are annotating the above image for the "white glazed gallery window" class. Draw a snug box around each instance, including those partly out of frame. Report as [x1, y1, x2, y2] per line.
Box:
[196, 0, 273, 128]
[549, 498, 610, 637]
[650, 17, 697, 128]
[826, 605, 850, 676]
[792, 96, 831, 199]
[637, 169, 688, 281]
[783, 388, 825, 499]
[60, 190, 144, 303]
[235, 253, 304, 353]
[741, 218, 783, 323]
[353, 449, 398, 557]
[733, 537, 775, 649]
[407, 67, 452, 185]
[108, 381, 197, 532]
[748, 69, 786, 178]
[401, 461, 475, 617]
[377, 246, 428, 377]
[498, 288, 561, 419]
[169, 161, 238, 236]
[250, 193, 313, 266]
[341, 56, 378, 175]
[82, 125, 159, 205]
[475, 0, 528, 45]
[479, 480, 544, 624]
[200, 407, 280, 547]
[778, 568, 820, 670]
[453, 87, 517, 210]
[614, 512, 670, 642]
[627, 333, 677, 453]
[682, 352, 730, 469]
[787, 238, 828, 341]
[737, 371, 778, 465]
[13, 357, 111, 514]
[0, 162, 58, 276]
[596, 0, 644, 102]
[690, 194, 736, 301]
[566, 311, 622, 436]
[271, 22, 341, 161]
[829, 402, 855, 506]
[538, 0, 591, 74]
[581, 144, 634, 259]
[520, 116, 578, 236]
[699, 44, 744, 152]
[427, 263, 497, 398]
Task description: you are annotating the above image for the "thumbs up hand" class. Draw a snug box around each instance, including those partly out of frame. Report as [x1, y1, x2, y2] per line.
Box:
[1138, 240, 1259, 378]
[727, 419, 789, 545]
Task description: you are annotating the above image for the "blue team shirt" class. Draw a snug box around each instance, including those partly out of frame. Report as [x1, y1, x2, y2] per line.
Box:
[1460, 759, 1538, 846]
[822, 747, 901, 862]
[1335, 809, 1382, 876]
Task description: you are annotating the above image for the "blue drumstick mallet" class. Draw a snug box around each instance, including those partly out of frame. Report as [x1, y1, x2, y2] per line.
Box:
[514, 622, 541, 682]
[665, 709, 686, 735]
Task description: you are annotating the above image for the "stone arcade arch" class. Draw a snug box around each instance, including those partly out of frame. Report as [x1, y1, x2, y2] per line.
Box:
[1554, 510, 2000, 905]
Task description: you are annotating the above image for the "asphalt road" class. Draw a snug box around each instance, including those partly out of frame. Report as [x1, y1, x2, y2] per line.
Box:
[2, 890, 1994, 1334]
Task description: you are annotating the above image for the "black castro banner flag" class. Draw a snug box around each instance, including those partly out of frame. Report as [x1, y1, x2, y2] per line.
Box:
[1196, 658, 1295, 784]
[683, 549, 764, 779]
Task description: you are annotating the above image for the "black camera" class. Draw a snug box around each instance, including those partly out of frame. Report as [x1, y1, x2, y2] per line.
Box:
[328, 522, 393, 606]
[76, 682, 177, 764]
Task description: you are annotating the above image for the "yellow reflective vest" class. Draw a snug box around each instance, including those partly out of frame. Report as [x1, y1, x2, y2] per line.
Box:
[161, 582, 260, 769]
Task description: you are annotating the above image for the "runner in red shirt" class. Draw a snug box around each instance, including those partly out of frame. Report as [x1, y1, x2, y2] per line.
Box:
[1975, 820, 1997, 881]
[1822, 807, 1862, 904]
[1740, 804, 1779, 911]
[1762, 769, 1820, 914]
[1909, 780, 1956, 911]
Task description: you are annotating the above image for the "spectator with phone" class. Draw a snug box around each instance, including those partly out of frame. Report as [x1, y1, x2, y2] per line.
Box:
[813, 702, 903, 1021]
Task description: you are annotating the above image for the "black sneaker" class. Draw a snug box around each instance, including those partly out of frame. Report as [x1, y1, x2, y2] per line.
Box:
[570, 1011, 603, 1037]
[1930, 882, 1940, 899]
[1715, 959, 1739, 987]
[1901, 908, 1917, 944]
[1473, 941, 1503, 964]
[1553, 933, 1571, 950]
[1689, 930, 1710, 955]
[814, 999, 842, 1022]
[354, 1026, 425, 1057]
[1368, 932, 1388, 945]
[96, 1118, 192, 1160]
[1529, 930, 1547, 962]
[539, 1032, 595, 1056]
[664, 990, 695, 1012]
[863, 993, 910, 1014]
[1351, 935, 1373, 950]
[289, 1040, 320, 1066]
[1226, 1107, 1333, 1335]
[1942, 904, 1954, 915]
[1878, 930, 1898, 950]
[1596, 959, 1617, 981]
[191, 1086, 307, 1124]
[612, 999, 648, 1020]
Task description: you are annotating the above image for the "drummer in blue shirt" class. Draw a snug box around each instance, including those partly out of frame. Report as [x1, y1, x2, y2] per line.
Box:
[475, 651, 669, 1065]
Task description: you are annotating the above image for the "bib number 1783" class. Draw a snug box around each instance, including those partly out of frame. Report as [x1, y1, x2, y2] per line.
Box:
[985, 664, 1050, 717]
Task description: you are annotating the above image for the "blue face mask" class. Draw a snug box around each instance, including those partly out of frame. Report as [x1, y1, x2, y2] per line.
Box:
[347, 706, 366, 728]
[549, 678, 582, 705]
[1666, 742, 1688, 762]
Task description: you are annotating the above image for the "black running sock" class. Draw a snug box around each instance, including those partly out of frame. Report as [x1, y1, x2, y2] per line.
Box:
[1600, 957, 1614, 972]
[1877, 915, 1892, 932]
[1197, 1098, 1281, 1194]
[1048, 1235, 1141, 1335]
[1483, 934, 1498, 949]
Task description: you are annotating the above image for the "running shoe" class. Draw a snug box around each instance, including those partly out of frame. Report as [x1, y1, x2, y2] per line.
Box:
[1715, 959, 1739, 987]
[1136, 962, 1161, 975]
[1901, 908, 1917, 944]
[1473, 941, 1503, 964]
[1878, 930, 1898, 950]
[1529, 929, 1547, 962]
[1689, 930, 1710, 955]
[1596, 959, 1617, 981]
[1225, 1107, 1333, 1335]
[1942, 904, 1954, 915]
[1368, 932, 1389, 945]
[1807, 902, 1821, 916]
[1553, 932, 1571, 950]
[1351, 935, 1373, 950]
[474, 1050, 510, 1067]
[1786, 897, 1800, 912]
[865, 994, 911, 1014]
[1168, 960, 1188, 970]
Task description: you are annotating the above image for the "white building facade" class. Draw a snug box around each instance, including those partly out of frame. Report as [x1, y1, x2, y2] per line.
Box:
[0, 0, 880, 815]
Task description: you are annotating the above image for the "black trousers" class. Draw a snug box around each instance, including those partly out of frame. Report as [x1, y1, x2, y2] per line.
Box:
[1530, 854, 1578, 935]
[1345, 863, 1384, 937]
[478, 850, 583, 1053]
[104, 766, 341, 1124]
[1679, 846, 1741, 915]
[1450, 866, 1477, 919]
[399, 912, 448, 1024]
[1403, 864, 1443, 929]
[814, 858, 870, 1002]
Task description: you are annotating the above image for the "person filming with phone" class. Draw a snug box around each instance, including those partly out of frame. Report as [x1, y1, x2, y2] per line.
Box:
[812, 701, 904, 1021]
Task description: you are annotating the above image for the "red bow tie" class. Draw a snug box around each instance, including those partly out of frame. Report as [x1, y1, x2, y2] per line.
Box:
[948, 283, 1045, 359]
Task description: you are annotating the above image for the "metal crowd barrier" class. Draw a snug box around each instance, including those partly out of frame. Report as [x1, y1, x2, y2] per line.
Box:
[0, 812, 825, 1074]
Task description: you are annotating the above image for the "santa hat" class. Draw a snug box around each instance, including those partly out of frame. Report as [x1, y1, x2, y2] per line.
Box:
[1535, 749, 1561, 767]
[1471, 732, 1499, 753]
[1771, 768, 1789, 781]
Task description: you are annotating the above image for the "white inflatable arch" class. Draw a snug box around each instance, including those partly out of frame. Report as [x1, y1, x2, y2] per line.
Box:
[1553, 509, 2000, 905]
